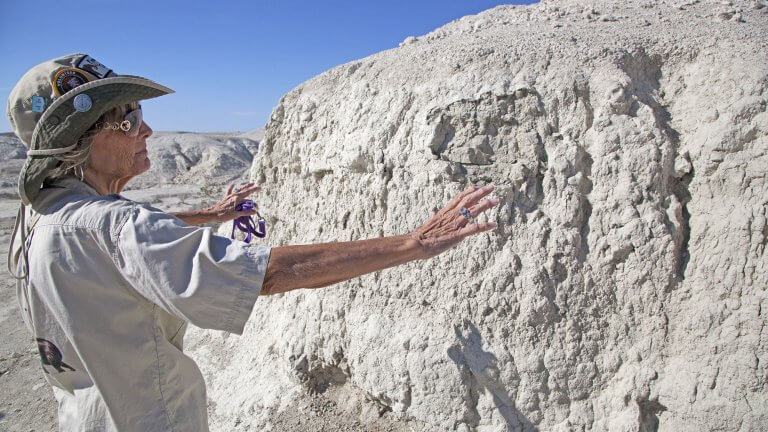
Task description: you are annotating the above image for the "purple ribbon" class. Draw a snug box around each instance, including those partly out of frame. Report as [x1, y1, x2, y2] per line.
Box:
[231, 199, 266, 243]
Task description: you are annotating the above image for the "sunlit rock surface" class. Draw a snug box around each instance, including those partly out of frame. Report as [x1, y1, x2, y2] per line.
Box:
[187, 1, 768, 431]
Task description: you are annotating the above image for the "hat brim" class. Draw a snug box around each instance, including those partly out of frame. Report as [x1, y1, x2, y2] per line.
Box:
[20, 76, 174, 205]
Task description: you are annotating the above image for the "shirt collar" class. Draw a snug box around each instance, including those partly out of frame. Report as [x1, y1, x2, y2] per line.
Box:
[49, 176, 101, 197]
[31, 176, 111, 213]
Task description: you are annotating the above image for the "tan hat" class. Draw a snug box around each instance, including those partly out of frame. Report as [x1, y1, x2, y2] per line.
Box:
[6, 53, 174, 204]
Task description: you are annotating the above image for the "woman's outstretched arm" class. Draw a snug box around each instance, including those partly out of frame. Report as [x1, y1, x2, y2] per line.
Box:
[262, 234, 421, 294]
[261, 184, 499, 295]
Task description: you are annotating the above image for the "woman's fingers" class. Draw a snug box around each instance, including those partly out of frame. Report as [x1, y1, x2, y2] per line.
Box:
[425, 184, 498, 229]
[458, 184, 495, 211]
[433, 184, 493, 220]
[226, 184, 235, 195]
[442, 219, 497, 247]
[448, 184, 493, 210]
[234, 183, 261, 198]
[434, 185, 476, 219]
[458, 220, 497, 237]
[240, 185, 261, 195]
[466, 196, 500, 219]
[408, 184, 500, 260]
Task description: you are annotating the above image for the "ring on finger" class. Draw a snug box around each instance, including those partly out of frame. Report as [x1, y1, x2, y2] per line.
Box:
[459, 207, 474, 222]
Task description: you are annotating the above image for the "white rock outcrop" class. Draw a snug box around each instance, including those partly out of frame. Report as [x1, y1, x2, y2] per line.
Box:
[187, 1, 768, 430]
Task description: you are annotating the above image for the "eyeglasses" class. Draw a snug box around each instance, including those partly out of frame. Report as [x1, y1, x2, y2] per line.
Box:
[99, 107, 143, 137]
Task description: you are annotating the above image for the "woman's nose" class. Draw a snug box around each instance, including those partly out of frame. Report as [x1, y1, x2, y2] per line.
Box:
[139, 121, 153, 139]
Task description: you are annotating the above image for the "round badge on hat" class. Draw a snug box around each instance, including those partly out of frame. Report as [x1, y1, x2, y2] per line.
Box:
[73, 93, 92, 112]
[51, 67, 90, 96]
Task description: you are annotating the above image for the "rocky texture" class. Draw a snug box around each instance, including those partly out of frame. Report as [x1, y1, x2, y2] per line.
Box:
[187, 0, 768, 431]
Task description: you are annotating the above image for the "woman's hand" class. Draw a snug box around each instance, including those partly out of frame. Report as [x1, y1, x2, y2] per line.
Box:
[203, 182, 262, 223]
[171, 182, 261, 225]
[407, 184, 499, 260]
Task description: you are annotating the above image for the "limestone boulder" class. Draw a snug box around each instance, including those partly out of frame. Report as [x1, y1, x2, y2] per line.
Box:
[188, 1, 768, 430]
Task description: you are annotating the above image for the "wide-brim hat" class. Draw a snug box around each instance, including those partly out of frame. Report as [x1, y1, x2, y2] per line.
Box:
[6, 53, 174, 205]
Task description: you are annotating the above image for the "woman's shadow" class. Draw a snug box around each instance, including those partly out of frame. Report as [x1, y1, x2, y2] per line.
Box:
[447, 321, 536, 432]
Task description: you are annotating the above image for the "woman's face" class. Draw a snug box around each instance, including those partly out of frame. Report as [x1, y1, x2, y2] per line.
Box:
[87, 117, 153, 181]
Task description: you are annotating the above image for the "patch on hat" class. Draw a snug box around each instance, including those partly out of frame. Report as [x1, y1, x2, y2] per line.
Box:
[31, 95, 46, 113]
[73, 94, 92, 112]
[51, 68, 90, 96]
[76, 55, 112, 79]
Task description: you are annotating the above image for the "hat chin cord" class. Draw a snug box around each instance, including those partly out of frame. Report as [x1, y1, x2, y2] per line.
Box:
[25, 142, 79, 156]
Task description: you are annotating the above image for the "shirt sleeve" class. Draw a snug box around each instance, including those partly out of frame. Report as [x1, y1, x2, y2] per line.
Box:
[114, 203, 271, 334]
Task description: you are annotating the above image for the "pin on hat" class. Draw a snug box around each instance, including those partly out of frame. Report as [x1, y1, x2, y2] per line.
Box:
[6, 53, 175, 205]
[31, 96, 46, 113]
[72, 94, 92, 112]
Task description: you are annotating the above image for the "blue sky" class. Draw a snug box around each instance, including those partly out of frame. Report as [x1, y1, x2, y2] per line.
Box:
[1, 0, 536, 133]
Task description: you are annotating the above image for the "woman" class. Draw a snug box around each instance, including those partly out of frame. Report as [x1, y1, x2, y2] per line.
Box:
[7, 53, 498, 431]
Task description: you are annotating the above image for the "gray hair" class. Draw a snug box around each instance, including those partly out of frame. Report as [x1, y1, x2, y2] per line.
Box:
[46, 101, 140, 180]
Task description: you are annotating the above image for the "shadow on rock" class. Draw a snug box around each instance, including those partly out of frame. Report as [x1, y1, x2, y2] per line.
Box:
[448, 321, 535, 432]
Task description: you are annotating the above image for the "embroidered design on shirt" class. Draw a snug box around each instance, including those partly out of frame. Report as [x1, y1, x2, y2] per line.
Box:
[36, 338, 76, 373]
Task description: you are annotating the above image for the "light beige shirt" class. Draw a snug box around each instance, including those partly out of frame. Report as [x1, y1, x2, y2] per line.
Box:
[16, 177, 271, 431]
